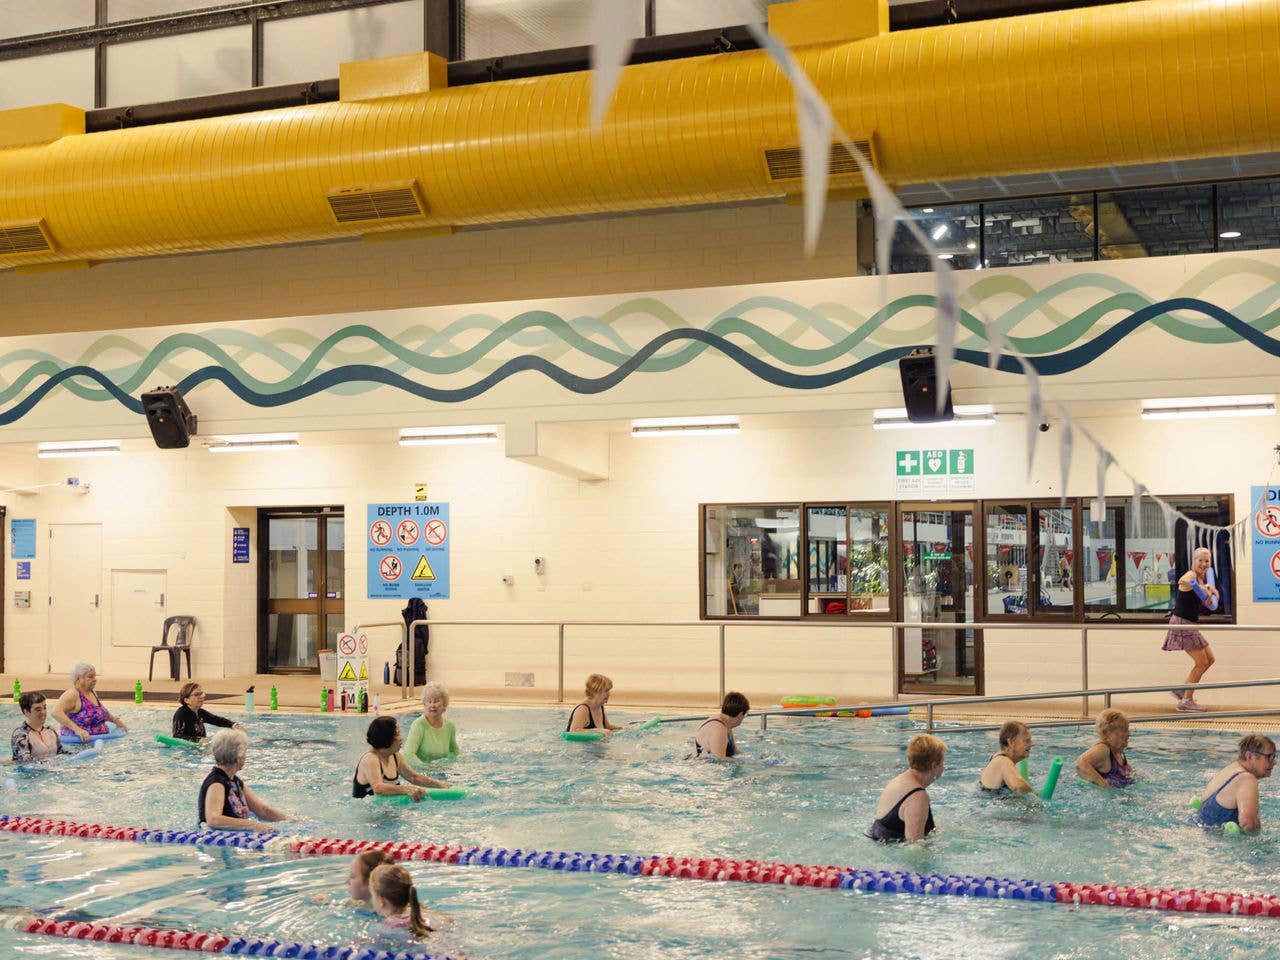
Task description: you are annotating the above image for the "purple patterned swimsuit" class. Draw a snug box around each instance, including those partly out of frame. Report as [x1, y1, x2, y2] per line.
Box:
[60, 691, 110, 737]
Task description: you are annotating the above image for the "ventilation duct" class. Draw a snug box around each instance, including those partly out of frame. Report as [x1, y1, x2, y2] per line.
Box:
[0, 220, 54, 256]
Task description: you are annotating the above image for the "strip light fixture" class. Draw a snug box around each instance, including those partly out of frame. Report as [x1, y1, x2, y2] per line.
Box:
[1140, 395, 1275, 421]
[207, 433, 300, 453]
[399, 425, 499, 446]
[631, 416, 741, 438]
[36, 439, 122, 459]
[872, 405, 996, 430]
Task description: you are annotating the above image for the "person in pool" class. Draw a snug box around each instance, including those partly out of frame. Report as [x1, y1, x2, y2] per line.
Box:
[1075, 709, 1135, 788]
[11, 692, 67, 762]
[978, 721, 1036, 795]
[565, 674, 624, 735]
[868, 734, 946, 843]
[1195, 733, 1276, 833]
[354, 716, 452, 801]
[172, 681, 246, 742]
[404, 682, 459, 763]
[199, 729, 289, 833]
[369, 864, 433, 940]
[52, 663, 129, 743]
[692, 691, 750, 760]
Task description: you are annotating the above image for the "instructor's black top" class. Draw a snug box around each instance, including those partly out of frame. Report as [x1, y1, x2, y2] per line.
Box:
[172, 703, 234, 742]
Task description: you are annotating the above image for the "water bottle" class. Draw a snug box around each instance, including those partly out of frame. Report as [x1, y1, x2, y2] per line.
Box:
[245, 686, 255, 713]
[12, 679, 19, 703]
[134, 680, 143, 705]
[373, 693, 381, 713]
[358, 688, 368, 713]
[326, 688, 334, 713]
[383, 662, 390, 685]
[340, 690, 348, 712]
[269, 685, 278, 711]
[320, 686, 328, 711]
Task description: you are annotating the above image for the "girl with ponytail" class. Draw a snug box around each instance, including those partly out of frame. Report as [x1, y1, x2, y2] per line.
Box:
[369, 864, 433, 939]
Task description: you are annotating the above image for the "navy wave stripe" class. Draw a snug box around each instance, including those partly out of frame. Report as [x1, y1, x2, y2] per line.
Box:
[0, 365, 142, 425]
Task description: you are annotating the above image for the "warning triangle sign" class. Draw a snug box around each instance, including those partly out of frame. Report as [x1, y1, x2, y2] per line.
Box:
[358, 661, 368, 680]
[411, 555, 436, 581]
[337, 661, 358, 682]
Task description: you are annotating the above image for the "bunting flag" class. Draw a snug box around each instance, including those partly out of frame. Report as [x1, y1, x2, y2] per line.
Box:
[1056, 403, 1073, 508]
[933, 259, 959, 414]
[1130, 480, 1146, 539]
[589, 0, 637, 127]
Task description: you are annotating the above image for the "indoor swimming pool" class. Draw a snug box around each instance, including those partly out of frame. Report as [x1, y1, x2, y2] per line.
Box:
[0, 703, 1276, 959]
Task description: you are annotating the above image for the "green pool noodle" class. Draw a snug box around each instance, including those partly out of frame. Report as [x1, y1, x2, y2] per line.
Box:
[372, 788, 467, 804]
[1038, 756, 1064, 800]
[1016, 759, 1029, 781]
[634, 716, 662, 731]
[1190, 795, 1203, 811]
[562, 731, 605, 742]
[1224, 821, 1242, 836]
[155, 734, 201, 749]
[427, 788, 468, 801]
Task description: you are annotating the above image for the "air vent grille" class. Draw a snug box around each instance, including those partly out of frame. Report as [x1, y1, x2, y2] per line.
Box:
[0, 219, 54, 255]
[327, 183, 426, 224]
[764, 140, 874, 183]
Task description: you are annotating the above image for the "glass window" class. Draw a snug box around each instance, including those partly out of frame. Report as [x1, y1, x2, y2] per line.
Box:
[108, 1, 221, 20]
[463, 0, 644, 60]
[704, 504, 800, 617]
[1081, 505, 1118, 611]
[805, 505, 846, 615]
[263, 1, 425, 86]
[0, 48, 96, 111]
[983, 194, 1094, 268]
[985, 504, 1028, 614]
[891, 204, 980, 274]
[1097, 185, 1214, 260]
[1034, 504, 1075, 613]
[849, 507, 890, 613]
[1217, 178, 1280, 252]
[901, 507, 976, 688]
[655, 0, 794, 34]
[0, 1, 94, 40]
[106, 23, 251, 106]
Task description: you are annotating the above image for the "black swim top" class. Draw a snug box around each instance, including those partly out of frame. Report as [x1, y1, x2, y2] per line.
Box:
[172, 703, 234, 742]
[978, 752, 1015, 794]
[693, 718, 736, 758]
[1172, 584, 1202, 622]
[565, 702, 609, 732]
[867, 787, 935, 842]
[352, 751, 401, 799]
[198, 767, 251, 824]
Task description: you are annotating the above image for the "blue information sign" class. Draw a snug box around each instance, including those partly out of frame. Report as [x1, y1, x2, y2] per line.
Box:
[15, 561, 30, 581]
[367, 502, 450, 600]
[10, 519, 35, 559]
[232, 527, 250, 563]
[1251, 485, 1280, 602]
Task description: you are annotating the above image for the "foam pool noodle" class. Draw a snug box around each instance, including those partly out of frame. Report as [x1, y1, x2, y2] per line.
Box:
[1224, 822, 1242, 836]
[562, 731, 605, 742]
[1017, 759, 1029, 781]
[1039, 757, 1064, 800]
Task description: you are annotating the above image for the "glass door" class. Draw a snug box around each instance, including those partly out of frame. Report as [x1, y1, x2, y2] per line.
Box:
[258, 507, 345, 673]
[897, 502, 983, 695]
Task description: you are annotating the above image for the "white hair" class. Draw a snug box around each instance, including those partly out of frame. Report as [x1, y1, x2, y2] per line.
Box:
[1193, 546, 1212, 560]
[210, 728, 248, 768]
[70, 663, 96, 683]
[421, 681, 450, 710]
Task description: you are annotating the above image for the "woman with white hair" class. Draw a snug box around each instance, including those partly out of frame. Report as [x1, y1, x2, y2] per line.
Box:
[52, 663, 129, 743]
[403, 681, 459, 763]
[1162, 546, 1219, 713]
[199, 729, 288, 832]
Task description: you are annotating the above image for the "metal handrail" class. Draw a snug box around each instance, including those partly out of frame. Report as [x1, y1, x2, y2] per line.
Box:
[925, 708, 1280, 735]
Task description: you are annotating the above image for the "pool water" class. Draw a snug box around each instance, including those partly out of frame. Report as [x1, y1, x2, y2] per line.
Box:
[0, 703, 1276, 959]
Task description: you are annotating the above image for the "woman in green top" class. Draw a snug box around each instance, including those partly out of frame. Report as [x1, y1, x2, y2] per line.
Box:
[404, 681, 459, 763]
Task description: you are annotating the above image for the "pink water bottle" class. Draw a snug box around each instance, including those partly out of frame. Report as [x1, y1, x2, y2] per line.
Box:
[325, 688, 334, 712]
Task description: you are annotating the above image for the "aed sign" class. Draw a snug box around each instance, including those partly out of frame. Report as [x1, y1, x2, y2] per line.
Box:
[367, 502, 450, 600]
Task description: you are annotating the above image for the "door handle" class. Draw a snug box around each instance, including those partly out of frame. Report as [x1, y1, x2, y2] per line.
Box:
[92, 594, 99, 608]
[156, 593, 165, 607]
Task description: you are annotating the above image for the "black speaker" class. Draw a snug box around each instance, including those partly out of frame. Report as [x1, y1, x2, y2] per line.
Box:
[141, 386, 197, 449]
[898, 351, 954, 423]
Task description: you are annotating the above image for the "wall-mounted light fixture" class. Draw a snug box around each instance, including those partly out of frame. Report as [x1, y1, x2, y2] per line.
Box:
[872, 404, 996, 430]
[398, 425, 499, 446]
[631, 416, 740, 438]
[206, 433, 300, 453]
[1140, 395, 1275, 421]
[36, 440, 122, 459]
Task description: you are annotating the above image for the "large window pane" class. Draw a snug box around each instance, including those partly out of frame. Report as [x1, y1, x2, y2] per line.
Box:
[984, 194, 1095, 268]
[108, 1, 221, 20]
[1218, 178, 1280, 252]
[263, 1, 425, 86]
[0, 1, 93, 39]
[704, 504, 800, 617]
[891, 204, 980, 274]
[0, 48, 95, 111]
[325, 517, 345, 599]
[1097, 185, 1213, 260]
[1082, 506, 1118, 611]
[985, 504, 1028, 613]
[267, 613, 318, 671]
[805, 506, 846, 614]
[107, 23, 251, 106]
[849, 507, 890, 612]
[1034, 504, 1075, 612]
[267, 517, 319, 599]
[464, 0, 644, 60]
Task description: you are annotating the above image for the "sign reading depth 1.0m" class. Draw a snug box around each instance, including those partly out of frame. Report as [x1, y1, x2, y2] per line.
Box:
[367, 502, 450, 600]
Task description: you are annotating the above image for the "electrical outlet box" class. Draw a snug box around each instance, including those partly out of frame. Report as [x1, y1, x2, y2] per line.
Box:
[534, 556, 546, 575]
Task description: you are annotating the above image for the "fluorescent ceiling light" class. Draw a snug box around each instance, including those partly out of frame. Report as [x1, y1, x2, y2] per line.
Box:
[921, 207, 935, 214]
[207, 433, 300, 453]
[937, 253, 955, 260]
[1219, 230, 1242, 239]
[1140, 395, 1275, 421]
[931, 224, 949, 241]
[872, 405, 996, 430]
[632, 416, 740, 437]
[36, 439, 121, 459]
[398, 425, 498, 446]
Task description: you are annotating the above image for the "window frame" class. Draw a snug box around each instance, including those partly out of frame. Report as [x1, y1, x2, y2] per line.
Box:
[801, 501, 895, 621]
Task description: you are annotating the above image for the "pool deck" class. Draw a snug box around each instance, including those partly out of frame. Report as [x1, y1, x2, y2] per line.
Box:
[5, 671, 1277, 733]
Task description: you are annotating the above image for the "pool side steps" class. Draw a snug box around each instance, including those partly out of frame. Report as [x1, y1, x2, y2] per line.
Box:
[3, 815, 1280, 919]
[13, 915, 458, 959]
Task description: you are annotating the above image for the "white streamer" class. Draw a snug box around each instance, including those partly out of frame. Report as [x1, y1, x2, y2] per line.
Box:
[589, 0, 637, 127]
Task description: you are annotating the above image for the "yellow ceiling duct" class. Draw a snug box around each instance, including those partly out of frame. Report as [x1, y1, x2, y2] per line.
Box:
[0, 0, 1274, 269]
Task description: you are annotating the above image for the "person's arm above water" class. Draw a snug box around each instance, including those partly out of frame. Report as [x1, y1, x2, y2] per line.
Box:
[397, 752, 451, 790]
[356, 752, 424, 801]
[1001, 757, 1035, 794]
[198, 708, 243, 732]
[204, 780, 275, 833]
[900, 790, 932, 841]
[242, 784, 288, 824]
[1235, 776, 1262, 834]
[1074, 743, 1111, 787]
[403, 717, 427, 762]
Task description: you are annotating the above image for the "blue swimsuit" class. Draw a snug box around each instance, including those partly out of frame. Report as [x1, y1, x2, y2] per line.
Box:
[1198, 771, 1243, 826]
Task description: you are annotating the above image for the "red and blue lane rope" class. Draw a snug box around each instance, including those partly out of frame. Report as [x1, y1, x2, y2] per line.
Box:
[2, 814, 1278, 920]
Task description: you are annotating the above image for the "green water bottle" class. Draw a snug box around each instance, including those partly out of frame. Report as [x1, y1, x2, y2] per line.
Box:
[12, 678, 20, 703]
[321, 686, 328, 711]
[134, 680, 143, 705]
[270, 685, 279, 711]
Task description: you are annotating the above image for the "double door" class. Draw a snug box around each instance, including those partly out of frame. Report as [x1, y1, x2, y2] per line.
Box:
[258, 507, 344, 673]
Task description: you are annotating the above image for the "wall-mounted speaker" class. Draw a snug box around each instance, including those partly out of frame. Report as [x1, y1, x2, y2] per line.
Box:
[141, 386, 197, 449]
[898, 351, 954, 423]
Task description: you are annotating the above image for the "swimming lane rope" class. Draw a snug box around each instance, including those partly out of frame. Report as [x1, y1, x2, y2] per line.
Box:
[1, 815, 1277, 920]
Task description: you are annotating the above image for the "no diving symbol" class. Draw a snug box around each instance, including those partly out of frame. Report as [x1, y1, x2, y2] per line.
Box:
[369, 520, 393, 547]
[337, 634, 357, 656]
[424, 519, 448, 545]
[397, 519, 419, 545]
[379, 555, 403, 582]
[357, 634, 368, 655]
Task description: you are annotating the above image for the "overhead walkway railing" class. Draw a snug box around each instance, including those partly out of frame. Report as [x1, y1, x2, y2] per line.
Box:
[350, 617, 1279, 714]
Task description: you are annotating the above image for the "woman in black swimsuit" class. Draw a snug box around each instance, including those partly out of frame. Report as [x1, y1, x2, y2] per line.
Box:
[565, 674, 625, 735]
[353, 716, 452, 801]
[692, 691, 750, 759]
[868, 734, 947, 842]
[199, 729, 289, 832]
